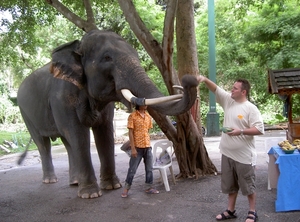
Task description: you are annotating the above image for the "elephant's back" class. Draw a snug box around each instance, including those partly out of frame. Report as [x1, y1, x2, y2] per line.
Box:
[18, 63, 53, 100]
[17, 62, 82, 135]
[17, 63, 76, 104]
[17, 63, 66, 130]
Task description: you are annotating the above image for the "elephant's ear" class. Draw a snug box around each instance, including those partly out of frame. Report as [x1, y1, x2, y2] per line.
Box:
[49, 40, 85, 89]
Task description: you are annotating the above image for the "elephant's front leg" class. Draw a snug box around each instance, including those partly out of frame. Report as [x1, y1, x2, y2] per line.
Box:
[75, 145, 102, 198]
[93, 123, 121, 190]
[66, 129, 102, 199]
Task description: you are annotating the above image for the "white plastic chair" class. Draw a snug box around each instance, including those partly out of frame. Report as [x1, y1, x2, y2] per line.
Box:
[152, 140, 176, 192]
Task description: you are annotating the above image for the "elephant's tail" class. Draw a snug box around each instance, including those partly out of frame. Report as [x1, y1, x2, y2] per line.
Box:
[17, 138, 33, 165]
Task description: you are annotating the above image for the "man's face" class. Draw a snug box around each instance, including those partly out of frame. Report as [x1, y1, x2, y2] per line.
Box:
[231, 82, 244, 100]
[140, 105, 148, 110]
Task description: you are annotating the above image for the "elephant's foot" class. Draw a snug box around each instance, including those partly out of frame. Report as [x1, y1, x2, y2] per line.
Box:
[69, 180, 79, 186]
[100, 175, 122, 190]
[69, 176, 79, 185]
[43, 174, 58, 183]
[78, 181, 102, 199]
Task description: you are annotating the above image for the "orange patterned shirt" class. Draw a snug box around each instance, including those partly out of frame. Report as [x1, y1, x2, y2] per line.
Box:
[127, 110, 152, 148]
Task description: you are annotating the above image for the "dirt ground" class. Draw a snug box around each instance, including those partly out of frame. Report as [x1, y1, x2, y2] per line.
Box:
[1, 130, 300, 222]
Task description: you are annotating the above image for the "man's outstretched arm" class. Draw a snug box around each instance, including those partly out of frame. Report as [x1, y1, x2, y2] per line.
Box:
[197, 75, 217, 93]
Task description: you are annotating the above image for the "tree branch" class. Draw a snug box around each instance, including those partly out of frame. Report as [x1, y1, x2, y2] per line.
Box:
[118, 0, 181, 92]
[117, 0, 164, 73]
[162, 0, 180, 92]
[45, 0, 98, 32]
[83, 0, 95, 24]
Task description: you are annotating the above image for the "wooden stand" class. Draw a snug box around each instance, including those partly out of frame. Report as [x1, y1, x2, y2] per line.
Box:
[287, 123, 300, 143]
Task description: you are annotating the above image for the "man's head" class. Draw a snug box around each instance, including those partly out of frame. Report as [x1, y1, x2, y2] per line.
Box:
[231, 79, 250, 102]
[135, 105, 147, 111]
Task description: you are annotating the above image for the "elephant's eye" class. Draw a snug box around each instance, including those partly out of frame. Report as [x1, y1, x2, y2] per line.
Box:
[104, 55, 112, 62]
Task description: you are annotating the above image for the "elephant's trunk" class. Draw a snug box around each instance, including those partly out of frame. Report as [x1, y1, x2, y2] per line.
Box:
[149, 75, 198, 116]
[115, 56, 198, 116]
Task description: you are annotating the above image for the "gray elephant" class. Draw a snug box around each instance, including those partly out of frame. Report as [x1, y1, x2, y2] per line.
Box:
[17, 30, 198, 199]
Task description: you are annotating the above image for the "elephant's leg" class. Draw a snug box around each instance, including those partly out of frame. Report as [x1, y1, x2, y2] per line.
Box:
[21, 116, 57, 183]
[60, 127, 102, 199]
[92, 105, 121, 190]
[61, 137, 78, 185]
[34, 136, 57, 183]
[49, 96, 102, 199]
[93, 126, 121, 190]
[74, 140, 101, 198]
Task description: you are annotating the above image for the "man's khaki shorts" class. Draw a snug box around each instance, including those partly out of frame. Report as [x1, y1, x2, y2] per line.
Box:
[221, 155, 256, 196]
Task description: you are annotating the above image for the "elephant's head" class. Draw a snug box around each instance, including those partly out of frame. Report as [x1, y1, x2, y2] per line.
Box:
[50, 30, 198, 115]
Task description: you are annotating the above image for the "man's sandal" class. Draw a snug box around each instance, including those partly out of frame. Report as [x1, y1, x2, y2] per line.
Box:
[121, 189, 129, 198]
[245, 211, 258, 222]
[145, 188, 159, 194]
[216, 209, 237, 221]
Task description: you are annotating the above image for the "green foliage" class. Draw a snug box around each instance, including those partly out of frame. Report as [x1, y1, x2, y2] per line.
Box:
[290, 94, 300, 120]
[0, 130, 63, 156]
[134, 0, 165, 42]
[149, 120, 161, 134]
[0, 131, 34, 156]
[259, 95, 286, 124]
[244, 1, 300, 69]
[275, 113, 286, 122]
[1, 1, 57, 74]
[195, 0, 300, 127]
[0, 95, 22, 124]
[0, 15, 85, 88]
[0, 79, 9, 94]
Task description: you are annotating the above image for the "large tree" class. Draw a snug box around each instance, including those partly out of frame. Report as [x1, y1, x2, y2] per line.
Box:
[176, 0, 216, 177]
[118, 0, 217, 177]
[1, 0, 218, 177]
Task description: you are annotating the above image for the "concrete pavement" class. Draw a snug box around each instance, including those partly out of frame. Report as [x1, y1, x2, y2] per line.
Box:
[0, 130, 300, 222]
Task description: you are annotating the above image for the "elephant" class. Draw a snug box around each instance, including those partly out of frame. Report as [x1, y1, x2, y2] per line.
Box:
[17, 29, 198, 199]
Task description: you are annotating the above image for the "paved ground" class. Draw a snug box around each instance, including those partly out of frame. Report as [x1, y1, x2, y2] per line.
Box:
[0, 130, 300, 222]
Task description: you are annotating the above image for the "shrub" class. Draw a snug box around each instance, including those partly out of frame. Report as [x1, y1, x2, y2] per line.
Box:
[0, 96, 22, 124]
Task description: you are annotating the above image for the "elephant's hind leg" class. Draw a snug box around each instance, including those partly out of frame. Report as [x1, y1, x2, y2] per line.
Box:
[35, 136, 58, 183]
[61, 137, 78, 185]
[20, 112, 57, 184]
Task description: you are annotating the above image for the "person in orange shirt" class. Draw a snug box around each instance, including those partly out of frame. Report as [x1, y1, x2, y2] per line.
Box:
[121, 105, 159, 198]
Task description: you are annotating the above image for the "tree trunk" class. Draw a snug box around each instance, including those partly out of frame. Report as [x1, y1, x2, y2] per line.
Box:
[175, 0, 216, 178]
[119, 0, 217, 178]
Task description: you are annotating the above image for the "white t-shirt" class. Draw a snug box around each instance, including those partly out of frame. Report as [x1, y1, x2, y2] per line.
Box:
[216, 86, 264, 165]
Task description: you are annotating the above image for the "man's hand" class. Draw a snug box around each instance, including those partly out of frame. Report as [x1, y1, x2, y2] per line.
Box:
[128, 128, 137, 157]
[196, 75, 217, 93]
[196, 75, 206, 83]
[131, 148, 137, 158]
[227, 129, 243, 136]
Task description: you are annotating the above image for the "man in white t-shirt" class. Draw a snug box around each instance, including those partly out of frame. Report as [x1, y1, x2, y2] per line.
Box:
[197, 75, 264, 222]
